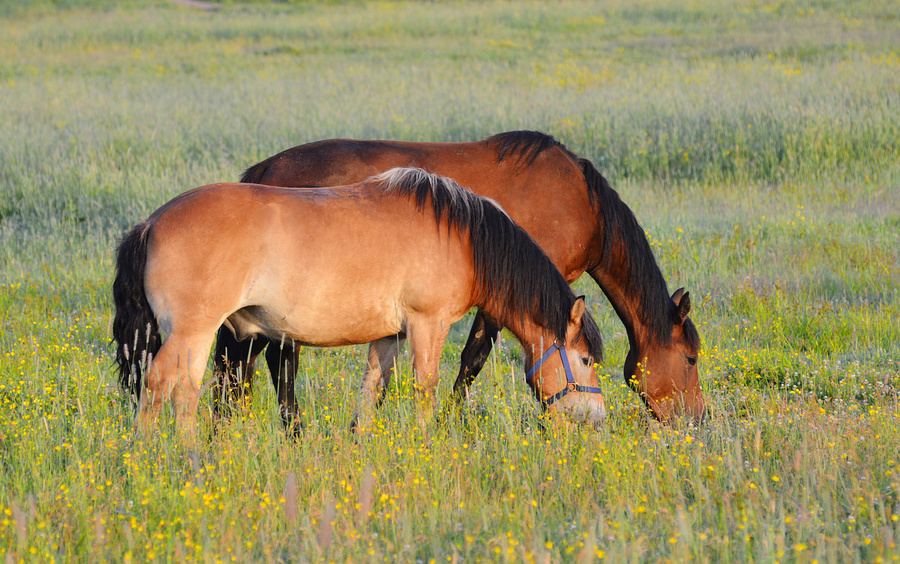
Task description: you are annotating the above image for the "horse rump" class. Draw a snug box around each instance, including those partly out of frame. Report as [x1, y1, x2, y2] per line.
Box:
[111, 221, 160, 405]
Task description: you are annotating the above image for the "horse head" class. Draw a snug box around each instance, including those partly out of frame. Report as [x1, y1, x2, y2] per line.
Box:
[625, 288, 705, 425]
[525, 297, 607, 428]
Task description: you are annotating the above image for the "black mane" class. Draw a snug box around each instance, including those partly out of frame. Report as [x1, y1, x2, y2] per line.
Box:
[485, 130, 571, 169]
[484, 130, 598, 209]
[376, 168, 603, 360]
[579, 158, 700, 349]
[485, 130, 697, 348]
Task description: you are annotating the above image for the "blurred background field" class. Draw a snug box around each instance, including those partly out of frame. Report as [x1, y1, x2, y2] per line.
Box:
[1, 0, 898, 561]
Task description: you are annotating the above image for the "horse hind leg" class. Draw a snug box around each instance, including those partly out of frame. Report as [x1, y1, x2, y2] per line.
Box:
[212, 328, 266, 419]
[265, 337, 302, 437]
[137, 331, 216, 438]
[351, 334, 405, 432]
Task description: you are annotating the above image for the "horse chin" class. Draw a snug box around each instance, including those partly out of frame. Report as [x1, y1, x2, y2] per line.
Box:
[557, 395, 607, 429]
[645, 395, 706, 427]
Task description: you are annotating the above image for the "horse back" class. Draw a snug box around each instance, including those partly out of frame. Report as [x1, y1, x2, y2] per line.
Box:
[243, 138, 601, 281]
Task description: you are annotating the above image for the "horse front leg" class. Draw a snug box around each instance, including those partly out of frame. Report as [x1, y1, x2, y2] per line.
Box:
[264, 337, 302, 437]
[451, 310, 501, 400]
[407, 320, 450, 427]
[212, 327, 266, 420]
[351, 334, 405, 432]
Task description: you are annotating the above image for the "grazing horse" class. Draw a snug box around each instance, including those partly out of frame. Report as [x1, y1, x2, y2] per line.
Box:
[215, 131, 705, 426]
[112, 168, 606, 435]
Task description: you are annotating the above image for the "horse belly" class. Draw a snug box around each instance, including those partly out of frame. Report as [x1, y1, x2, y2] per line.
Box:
[228, 293, 405, 347]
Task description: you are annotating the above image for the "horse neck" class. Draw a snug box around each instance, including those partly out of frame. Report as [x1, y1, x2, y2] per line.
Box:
[589, 234, 672, 351]
[500, 314, 556, 368]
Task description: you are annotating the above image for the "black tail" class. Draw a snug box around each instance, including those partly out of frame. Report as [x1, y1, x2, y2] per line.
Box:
[240, 158, 270, 184]
[112, 221, 160, 405]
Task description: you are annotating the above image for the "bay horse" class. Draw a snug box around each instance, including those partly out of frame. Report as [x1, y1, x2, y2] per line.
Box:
[216, 131, 705, 426]
[112, 168, 606, 435]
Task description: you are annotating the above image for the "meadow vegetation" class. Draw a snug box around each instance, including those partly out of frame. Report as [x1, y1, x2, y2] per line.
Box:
[1, 0, 898, 561]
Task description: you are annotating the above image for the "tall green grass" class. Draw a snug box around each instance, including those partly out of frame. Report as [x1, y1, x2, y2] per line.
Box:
[1, 0, 898, 561]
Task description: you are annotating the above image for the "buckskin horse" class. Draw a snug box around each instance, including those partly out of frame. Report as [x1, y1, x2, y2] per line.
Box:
[113, 168, 606, 435]
[215, 131, 705, 427]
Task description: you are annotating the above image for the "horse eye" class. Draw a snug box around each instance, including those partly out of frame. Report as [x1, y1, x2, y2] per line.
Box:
[581, 357, 592, 367]
[686, 356, 697, 366]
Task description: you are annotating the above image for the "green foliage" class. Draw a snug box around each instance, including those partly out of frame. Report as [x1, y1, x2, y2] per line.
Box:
[1, 0, 898, 561]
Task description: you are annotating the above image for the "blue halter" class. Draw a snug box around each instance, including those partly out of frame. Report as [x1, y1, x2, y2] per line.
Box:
[525, 342, 604, 406]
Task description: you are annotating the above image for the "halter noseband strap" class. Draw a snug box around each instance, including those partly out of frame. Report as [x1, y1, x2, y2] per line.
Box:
[525, 342, 604, 406]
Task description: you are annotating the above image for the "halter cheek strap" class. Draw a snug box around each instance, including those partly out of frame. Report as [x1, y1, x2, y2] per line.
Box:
[525, 342, 604, 406]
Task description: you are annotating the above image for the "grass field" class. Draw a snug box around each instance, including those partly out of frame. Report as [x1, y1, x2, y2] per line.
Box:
[1, 0, 899, 561]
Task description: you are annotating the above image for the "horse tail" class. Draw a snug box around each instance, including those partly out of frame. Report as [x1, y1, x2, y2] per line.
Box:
[240, 158, 270, 184]
[112, 221, 160, 404]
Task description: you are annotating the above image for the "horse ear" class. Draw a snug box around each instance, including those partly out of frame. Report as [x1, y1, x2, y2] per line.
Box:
[570, 296, 586, 324]
[672, 289, 691, 324]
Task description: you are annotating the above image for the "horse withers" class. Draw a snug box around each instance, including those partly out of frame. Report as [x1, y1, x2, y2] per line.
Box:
[220, 131, 705, 426]
[112, 168, 606, 436]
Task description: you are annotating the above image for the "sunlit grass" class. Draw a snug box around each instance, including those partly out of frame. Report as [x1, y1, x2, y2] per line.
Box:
[1, 0, 899, 561]
[1, 292, 897, 561]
